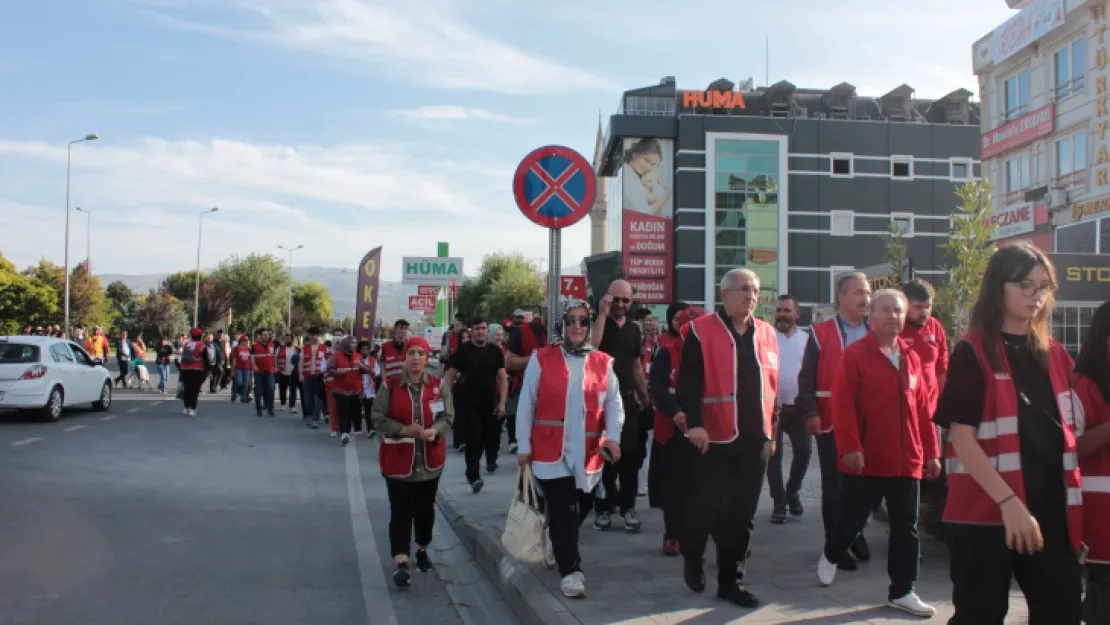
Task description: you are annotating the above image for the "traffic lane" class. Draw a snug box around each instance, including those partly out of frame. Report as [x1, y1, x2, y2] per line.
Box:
[0, 389, 163, 446]
[0, 398, 462, 625]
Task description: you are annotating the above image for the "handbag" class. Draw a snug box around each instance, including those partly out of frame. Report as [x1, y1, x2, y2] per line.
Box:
[501, 465, 546, 564]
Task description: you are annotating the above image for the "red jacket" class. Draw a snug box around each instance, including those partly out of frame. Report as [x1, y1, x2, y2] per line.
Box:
[231, 345, 252, 371]
[1073, 373, 1110, 564]
[899, 316, 949, 414]
[832, 332, 939, 479]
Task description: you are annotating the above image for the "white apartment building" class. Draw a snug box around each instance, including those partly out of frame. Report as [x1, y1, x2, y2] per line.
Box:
[974, 0, 1110, 354]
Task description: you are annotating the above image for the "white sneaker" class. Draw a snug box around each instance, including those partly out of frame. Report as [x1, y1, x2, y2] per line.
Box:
[189, 409, 197, 417]
[888, 592, 935, 617]
[560, 571, 586, 598]
[330, 432, 338, 439]
[278, 405, 285, 412]
[817, 555, 837, 586]
[341, 433, 351, 446]
[182, 408, 190, 416]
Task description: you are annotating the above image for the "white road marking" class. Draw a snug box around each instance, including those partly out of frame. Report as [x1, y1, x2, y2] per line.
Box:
[100, 415, 118, 421]
[63, 425, 87, 432]
[11, 438, 42, 447]
[127, 407, 140, 413]
[149, 401, 163, 406]
[345, 445, 399, 625]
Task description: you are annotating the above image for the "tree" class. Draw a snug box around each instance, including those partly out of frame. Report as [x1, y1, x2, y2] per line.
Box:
[935, 179, 997, 339]
[291, 281, 333, 329]
[161, 270, 233, 331]
[453, 253, 543, 322]
[105, 280, 137, 334]
[134, 291, 188, 340]
[880, 220, 910, 281]
[22, 259, 110, 330]
[0, 253, 58, 334]
[212, 254, 289, 331]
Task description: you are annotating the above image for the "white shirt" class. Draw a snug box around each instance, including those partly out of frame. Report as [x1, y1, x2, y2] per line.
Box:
[362, 361, 382, 399]
[775, 327, 808, 406]
[516, 350, 624, 492]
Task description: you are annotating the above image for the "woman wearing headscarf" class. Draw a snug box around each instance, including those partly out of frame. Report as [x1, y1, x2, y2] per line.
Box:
[371, 337, 454, 588]
[516, 298, 625, 599]
[327, 335, 372, 446]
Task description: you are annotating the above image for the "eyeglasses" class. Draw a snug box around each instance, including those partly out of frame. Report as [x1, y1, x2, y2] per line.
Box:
[564, 315, 591, 327]
[1009, 280, 1057, 297]
[611, 297, 631, 304]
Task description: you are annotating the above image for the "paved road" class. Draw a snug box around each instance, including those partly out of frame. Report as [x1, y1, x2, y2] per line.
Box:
[0, 379, 518, 625]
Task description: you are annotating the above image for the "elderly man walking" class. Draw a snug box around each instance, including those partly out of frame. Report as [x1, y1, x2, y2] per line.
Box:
[677, 268, 780, 608]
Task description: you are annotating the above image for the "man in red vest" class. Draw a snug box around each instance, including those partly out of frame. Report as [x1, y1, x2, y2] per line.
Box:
[380, 320, 410, 386]
[797, 271, 873, 569]
[815, 289, 940, 617]
[251, 328, 278, 418]
[677, 268, 779, 608]
[899, 279, 948, 417]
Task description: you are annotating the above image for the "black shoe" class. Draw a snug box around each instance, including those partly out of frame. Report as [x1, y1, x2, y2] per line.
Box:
[770, 502, 787, 524]
[788, 492, 804, 517]
[256, 412, 263, 418]
[471, 479, 484, 494]
[837, 555, 858, 571]
[415, 549, 433, 573]
[393, 562, 411, 588]
[268, 411, 275, 417]
[718, 581, 759, 608]
[486, 463, 498, 473]
[850, 537, 871, 562]
[684, 558, 706, 593]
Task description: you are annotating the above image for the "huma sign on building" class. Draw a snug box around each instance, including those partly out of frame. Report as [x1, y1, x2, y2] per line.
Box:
[402, 257, 464, 285]
[980, 104, 1054, 160]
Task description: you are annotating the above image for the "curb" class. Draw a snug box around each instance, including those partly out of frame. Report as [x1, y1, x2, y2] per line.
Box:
[436, 489, 581, 625]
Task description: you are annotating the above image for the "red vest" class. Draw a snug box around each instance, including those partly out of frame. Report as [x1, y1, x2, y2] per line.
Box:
[811, 318, 848, 433]
[379, 375, 447, 478]
[330, 351, 363, 394]
[381, 341, 406, 384]
[652, 333, 682, 445]
[302, 344, 328, 375]
[1073, 373, 1110, 563]
[448, 332, 459, 355]
[276, 346, 291, 373]
[942, 330, 1083, 553]
[642, 337, 656, 375]
[180, 340, 205, 371]
[531, 346, 611, 475]
[252, 341, 276, 373]
[689, 313, 778, 442]
[232, 345, 251, 370]
[519, 320, 546, 357]
[900, 317, 948, 414]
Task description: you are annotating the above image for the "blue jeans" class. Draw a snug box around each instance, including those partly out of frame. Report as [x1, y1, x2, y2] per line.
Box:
[234, 369, 251, 401]
[157, 363, 171, 393]
[254, 372, 275, 414]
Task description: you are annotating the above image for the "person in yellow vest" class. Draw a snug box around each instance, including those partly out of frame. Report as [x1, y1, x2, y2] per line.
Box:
[933, 243, 1083, 624]
[677, 268, 779, 609]
[84, 326, 110, 363]
[517, 298, 624, 599]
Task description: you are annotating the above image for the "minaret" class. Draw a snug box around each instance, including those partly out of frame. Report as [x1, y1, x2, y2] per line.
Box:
[589, 115, 609, 255]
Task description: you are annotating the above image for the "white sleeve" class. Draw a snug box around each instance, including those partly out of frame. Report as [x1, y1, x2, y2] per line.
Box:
[515, 352, 542, 455]
[603, 361, 625, 442]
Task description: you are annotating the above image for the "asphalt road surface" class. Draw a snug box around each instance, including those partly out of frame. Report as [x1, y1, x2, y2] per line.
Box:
[0, 375, 518, 625]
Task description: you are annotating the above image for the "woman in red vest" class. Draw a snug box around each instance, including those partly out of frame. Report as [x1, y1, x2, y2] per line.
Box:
[327, 336, 370, 446]
[934, 243, 1083, 624]
[516, 299, 624, 599]
[230, 335, 252, 403]
[1072, 301, 1110, 624]
[178, 327, 211, 416]
[370, 337, 454, 588]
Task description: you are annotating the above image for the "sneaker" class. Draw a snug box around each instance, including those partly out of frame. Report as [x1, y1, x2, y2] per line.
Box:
[330, 431, 338, 439]
[256, 412, 263, 418]
[415, 549, 433, 573]
[508, 442, 518, 454]
[278, 405, 285, 412]
[367, 430, 376, 439]
[486, 462, 498, 473]
[817, 555, 838, 586]
[559, 571, 586, 598]
[268, 410, 275, 417]
[593, 512, 611, 531]
[311, 422, 320, 430]
[182, 408, 190, 416]
[662, 539, 680, 557]
[341, 433, 351, 446]
[788, 492, 804, 517]
[189, 409, 197, 417]
[622, 510, 642, 532]
[637, 486, 648, 497]
[888, 592, 936, 617]
[393, 562, 410, 588]
[718, 581, 759, 608]
[770, 502, 787, 524]
[471, 479, 484, 494]
[458, 443, 467, 453]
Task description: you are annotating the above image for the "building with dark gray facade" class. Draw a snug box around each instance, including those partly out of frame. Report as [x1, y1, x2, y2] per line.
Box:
[597, 77, 983, 321]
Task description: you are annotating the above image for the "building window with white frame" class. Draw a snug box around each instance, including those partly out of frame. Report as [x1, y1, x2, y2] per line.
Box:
[1004, 70, 1031, 120]
[1005, 153, 1031, 194]
[1055, 131, 1088, 187]
[1055, 38, 1086, 100]
[951, 158, 972, 181]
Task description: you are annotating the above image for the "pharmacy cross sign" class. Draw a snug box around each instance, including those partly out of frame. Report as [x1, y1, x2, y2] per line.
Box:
[512, 145, 597, 229]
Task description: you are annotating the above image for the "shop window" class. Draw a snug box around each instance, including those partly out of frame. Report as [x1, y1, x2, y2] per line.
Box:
[1056, 220, 1097, 253]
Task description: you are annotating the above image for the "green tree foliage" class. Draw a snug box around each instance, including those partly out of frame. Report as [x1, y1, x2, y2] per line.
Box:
[134, 291, 188, 340]
[291, 281, 333, 332]
[453, 253, 543, 323]
[22, 259, 110, 330]
[0, 253, 58, 334]
[105, 280, 137, 333]
[212, 254, 289, 331]
[160, 270, 232, 331]
[880, 220, 910, 281]
[935, 179, 997, 339]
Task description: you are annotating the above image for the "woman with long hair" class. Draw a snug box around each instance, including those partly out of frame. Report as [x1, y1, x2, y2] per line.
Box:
[933, 243, 1082, 624]
[1070, 301, 1110, 623]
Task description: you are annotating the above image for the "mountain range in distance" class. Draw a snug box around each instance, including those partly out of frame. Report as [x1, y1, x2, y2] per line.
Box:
[97, 264, 584, 324]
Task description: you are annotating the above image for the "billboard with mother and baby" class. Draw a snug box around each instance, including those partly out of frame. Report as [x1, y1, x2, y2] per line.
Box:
[621, 137, 674, 304]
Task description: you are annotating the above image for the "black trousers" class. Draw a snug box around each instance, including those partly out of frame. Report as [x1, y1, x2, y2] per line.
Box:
[538, 476, 596, 577]
[452, 387, 467, 450]
[332, 393, 361, 435]
[361, 397, 374, 431]
[116, 359, 130, 384]
[277, 373, 299, 407]
[825, 475, 920, 600]
[180, 369, 206, 410]
[462, 400, 499, 483]
[596, 398, 648, 514]
[505, 389, 519, 444]
[767, 405, 812, 503]
[657, 432, 695, 541]
[681, 437, 771, 585]
[1086, 563, 1110, 625]
[207, 366, 221, 393]
[385, 476, 440, 557]
[944, 522, 1082, 625]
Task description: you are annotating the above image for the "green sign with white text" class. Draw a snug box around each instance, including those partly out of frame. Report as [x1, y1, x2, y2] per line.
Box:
[402, 256, 464, 286]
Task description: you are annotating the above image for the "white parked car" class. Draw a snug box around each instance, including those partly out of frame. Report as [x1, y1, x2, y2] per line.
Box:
[0, 336, 113, 421]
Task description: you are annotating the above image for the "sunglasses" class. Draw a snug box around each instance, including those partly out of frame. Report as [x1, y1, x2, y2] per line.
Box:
[564, 315, 591, 327]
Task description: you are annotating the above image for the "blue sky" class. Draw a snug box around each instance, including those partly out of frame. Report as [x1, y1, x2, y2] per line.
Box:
[1, 0, 1014, 281]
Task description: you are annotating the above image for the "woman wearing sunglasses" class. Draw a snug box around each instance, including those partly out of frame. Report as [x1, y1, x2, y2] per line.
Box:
[516, 299, 625, 599]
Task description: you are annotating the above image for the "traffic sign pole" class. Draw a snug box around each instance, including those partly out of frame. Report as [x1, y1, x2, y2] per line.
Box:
[547, 228, 561, 344]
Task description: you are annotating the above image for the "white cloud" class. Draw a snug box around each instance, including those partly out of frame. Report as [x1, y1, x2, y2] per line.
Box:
[134, 0, 616, 95]
[387, 105, 537, 126]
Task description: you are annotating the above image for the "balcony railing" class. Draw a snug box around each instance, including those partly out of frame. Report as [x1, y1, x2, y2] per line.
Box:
[1052, 169, 1088, 191]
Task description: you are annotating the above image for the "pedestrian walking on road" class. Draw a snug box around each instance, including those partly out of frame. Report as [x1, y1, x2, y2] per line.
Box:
[251, 328, 278, 417]
[444, 317, 508, 493]
[156, 337, 173, 394]
[300, 328, 327, 428]
[767, 295, 811, 524]
[276, 333, 299, 412]
[357, 339, 380, 439]
[517, 298, 625, 599]
[230, 336, 251, 403]
[327, 335, 369, 446]
[371, 336, 454, 589]
[179, 327, 211, 416]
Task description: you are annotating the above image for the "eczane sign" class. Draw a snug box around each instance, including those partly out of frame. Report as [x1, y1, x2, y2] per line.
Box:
[989, 203, 1035, 241]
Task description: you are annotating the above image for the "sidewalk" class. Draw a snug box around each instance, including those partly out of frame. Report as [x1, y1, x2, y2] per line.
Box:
[436, 439, 1030, 624]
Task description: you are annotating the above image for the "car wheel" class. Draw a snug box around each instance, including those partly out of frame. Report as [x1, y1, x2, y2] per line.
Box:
[40, 386, 64, 422]
[92, 381, 112, 412]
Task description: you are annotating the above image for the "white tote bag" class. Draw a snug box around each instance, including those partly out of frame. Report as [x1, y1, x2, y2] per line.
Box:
[501, 465, 546, 564]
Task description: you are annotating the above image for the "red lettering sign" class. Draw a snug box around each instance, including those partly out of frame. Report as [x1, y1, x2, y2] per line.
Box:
[408, 295, 436, 313]
[417, 285, 437, 297]
[680, 90, 746, 110]
[980, 103, 1055, 160]
[545, 275, 587, 301]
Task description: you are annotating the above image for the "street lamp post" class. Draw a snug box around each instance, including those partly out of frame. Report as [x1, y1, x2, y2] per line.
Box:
[193, 208, 220, 328]
[75, 207, 92, 274]
[64, 133, 99, 337]
[277, 244, 303, 331]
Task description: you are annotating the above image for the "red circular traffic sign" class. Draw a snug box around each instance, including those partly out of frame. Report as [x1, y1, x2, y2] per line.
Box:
[512, 145, 597, 229]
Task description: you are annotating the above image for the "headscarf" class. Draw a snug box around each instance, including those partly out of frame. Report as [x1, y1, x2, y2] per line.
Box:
[403, 337, 431, 355]
[559, 298, 595, 355]
[189, 327, 203, 339]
